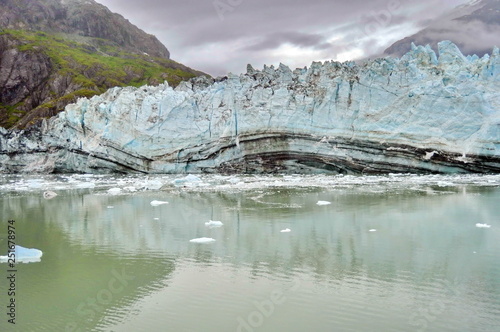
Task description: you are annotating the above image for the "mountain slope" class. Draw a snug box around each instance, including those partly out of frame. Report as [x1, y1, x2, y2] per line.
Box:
[384, 0, 500, 57]
[0, 0, 170, 59]
[0, 0, 207, 129]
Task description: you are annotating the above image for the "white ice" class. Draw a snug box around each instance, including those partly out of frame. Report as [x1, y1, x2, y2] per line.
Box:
[205, 220, 223, 227]
[150, 200, 169, 206]
[172, 174, 203, 187]
[316, 201, 331, 206]
[280, 228, 291, 233]
[369, 229, 377, 232]
[476, 223, 491, 228]
[0, 245, 43, 263]
[108, 187, 122, 195]
[43, 191, 58, 199]
[189, 237, 216, 243]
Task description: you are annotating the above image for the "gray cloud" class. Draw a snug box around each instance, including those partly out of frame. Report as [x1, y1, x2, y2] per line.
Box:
[96, 0, 472, 76]
[242, 31, 331, 52]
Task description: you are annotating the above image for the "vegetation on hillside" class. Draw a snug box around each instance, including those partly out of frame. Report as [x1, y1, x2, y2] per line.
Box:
[0, 29, 207, 128]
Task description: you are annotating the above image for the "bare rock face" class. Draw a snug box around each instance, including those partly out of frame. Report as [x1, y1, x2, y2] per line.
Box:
[0, 0, 170, 59]
[0, 34, 53, 124]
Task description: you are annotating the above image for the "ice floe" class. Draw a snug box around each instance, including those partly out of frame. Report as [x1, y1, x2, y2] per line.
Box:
[189, 237, 216, 243]
[1, 174, 500, 196]
[316, 201, 331, 206]
[476, 223, 491, 228]
[43, 191, 58, 199]
[280, 228, 291, 233]
[173, 174, 203, 187]
[107, 187, 122, 195]
[150, 200, 169, 206]
[369, 229, 377, 232]
[0, 245, 43, 263]
[205, 220, 223, 227]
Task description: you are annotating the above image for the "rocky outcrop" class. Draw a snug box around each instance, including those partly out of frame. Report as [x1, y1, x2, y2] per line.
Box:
[1, 41, 499, 174]
[0, 0, 206, 129]
[0, 34, 52, 107]
[0, 0, 170, 59]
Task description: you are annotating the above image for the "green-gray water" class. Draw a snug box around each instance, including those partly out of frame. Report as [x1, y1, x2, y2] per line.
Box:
[1, 174, 499, 331]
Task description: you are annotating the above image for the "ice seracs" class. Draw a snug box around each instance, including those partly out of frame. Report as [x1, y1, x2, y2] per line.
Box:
[189, 237, 216, 243]
[150, 200, 169, 206]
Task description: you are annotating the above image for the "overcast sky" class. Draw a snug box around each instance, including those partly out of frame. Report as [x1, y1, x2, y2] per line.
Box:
[96, 0, 470, 76]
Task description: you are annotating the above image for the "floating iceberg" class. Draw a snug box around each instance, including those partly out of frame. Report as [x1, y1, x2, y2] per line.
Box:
[43, 191, 58, 199]
[280, 228, 291, 233]
[189, 237, 216, 243]
[316, 201, 331, 206]
[150, 200, 169, 206]
[369, 229, 377, 232]
[205, 220, 223, 227]
[475, 223, 491, 228]
[0, 245, 43, 263]
[107, 188, 122, 195]
[173, 175, 203, 187]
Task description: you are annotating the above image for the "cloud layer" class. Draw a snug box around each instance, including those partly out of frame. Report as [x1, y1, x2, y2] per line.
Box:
[96, 0, 470, 76]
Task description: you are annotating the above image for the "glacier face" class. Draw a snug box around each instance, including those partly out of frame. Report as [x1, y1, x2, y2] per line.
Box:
[1, 41, 499, 174]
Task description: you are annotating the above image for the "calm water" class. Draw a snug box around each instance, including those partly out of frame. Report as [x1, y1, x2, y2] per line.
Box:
[0, 174, 499, 332]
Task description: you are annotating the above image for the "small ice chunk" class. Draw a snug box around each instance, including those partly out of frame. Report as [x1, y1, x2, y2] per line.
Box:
[107, 206, 114, 209]
[0, 245, 43, 263]
[150, 200, 169, 206]
[153, 218, 160, 220]
[172, 174, 202, 186]
[280, 228, 291, 233]
[108, 188, 122, 195]
[124, 186, 137, 192]
[316, 201, 331, 206]
[189, 237, 216, 243]
[144, 180, 163, 190]
[476, 223, 491, 228]
[369, 229, 377, 232]
[228, 177, 241, 184]
[43, 191, 58, 200]
[205, 220, 223, 227]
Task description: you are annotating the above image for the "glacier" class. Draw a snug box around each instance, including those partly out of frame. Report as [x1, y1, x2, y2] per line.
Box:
[0, 41, 499, 174]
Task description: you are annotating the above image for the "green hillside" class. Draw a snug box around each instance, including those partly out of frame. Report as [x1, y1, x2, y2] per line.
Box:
[0, 29, 207, 128]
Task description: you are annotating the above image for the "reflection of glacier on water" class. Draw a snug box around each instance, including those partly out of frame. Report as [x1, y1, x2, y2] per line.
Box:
[0, 174, 499, 332]
[1, 174, 499, 271]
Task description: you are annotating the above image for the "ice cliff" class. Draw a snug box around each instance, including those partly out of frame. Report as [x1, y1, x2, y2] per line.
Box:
[1, 41, 499, 174]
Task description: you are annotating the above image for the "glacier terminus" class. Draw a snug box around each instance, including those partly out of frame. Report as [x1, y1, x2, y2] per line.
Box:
[1, 41, 499, 174]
